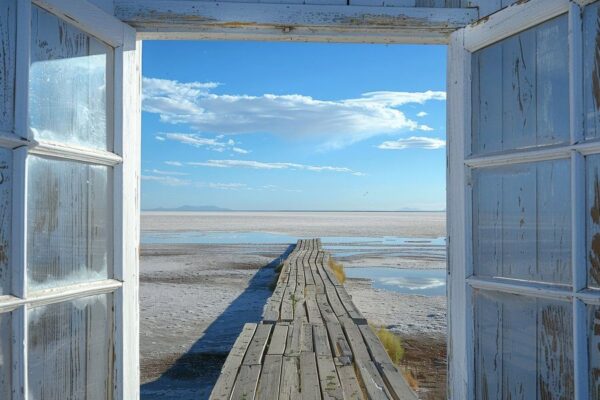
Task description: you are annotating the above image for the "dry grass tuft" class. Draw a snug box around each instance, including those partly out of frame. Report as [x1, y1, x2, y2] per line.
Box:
[371, 324, 405, 365]
[402, 369, 419, 390]
[328, 259, 346, 284]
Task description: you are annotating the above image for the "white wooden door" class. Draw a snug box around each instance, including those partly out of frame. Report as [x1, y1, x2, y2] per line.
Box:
[448, 0, 600, 399]
[0, 0, 141, 399]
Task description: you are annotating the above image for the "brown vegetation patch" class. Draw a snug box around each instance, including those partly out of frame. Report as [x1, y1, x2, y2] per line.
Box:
[328, 258, 346, 284]
[398, 334, 447, 400]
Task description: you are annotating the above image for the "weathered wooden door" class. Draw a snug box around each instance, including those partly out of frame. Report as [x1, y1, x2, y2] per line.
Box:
[0, 1, 140, 399]
[448, 0, 600, 398]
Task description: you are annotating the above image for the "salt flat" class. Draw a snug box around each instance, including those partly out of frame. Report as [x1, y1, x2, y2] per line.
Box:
[141, 211, 445, 237]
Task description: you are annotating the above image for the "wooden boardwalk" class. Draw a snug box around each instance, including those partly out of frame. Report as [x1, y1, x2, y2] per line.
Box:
[209, 239, 417, 400]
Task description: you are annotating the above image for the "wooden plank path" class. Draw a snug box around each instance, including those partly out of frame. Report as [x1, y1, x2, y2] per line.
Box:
[210, 239, 417, 400]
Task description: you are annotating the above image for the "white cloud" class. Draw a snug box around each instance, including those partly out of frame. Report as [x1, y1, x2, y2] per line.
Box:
[155, 135, 166, 141]
[156, 132, 250, 154]
[143, 77, 446, 148]
[377, 136, 446, 150]
[416, 111, 428, 117]
[188, 159, 365, 176]
[143, 77, 219, 98]
[165, 161, 183, 167]
[145, 169, 189, 176]
[142, 175, 191, 186]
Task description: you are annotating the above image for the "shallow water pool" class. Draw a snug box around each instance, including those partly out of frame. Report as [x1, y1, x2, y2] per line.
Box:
[141, 230, 445, 247]
[345, 267, 446, 296]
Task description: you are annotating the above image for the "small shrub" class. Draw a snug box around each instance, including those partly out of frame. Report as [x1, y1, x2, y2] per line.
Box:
[328, 259, 346, 284]
[371, 324, 404, 364]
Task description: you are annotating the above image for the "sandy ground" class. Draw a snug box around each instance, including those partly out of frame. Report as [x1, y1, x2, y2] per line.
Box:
[345, 278, 446, 337]
[139, 212, 447, 399]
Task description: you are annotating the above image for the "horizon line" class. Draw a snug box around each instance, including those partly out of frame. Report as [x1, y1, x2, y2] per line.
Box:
[141, 209, 447, 213]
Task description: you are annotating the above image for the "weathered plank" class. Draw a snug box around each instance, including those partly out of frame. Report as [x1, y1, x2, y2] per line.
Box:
[316, 355, 344, 400]
[0, 0, 16, 133]
[356, 360, 391, 400]
[0, 149, 11, 295]
[316, 293, 339, 324]
[379, 363, 417, 400]
[281, 286, 295, 322]
[256, 355, 283, 400]
[340, 317, 390, 399]
[243, 324, 273, 366]
[313, 324, 332, 357]
[268, 324, 289, 355]
[336, 288, 367, 324]
[337, 364, 364, 400]
[324, 285, 348, 319]
[211, 324, 258, 400]
[264, 285, 285, 323]
[321, 253, 343, 287]
[358, 325, 390, 363]
[115, 1, 477, 44]
[325, 322, 353, 365]
[304, 244, 316, 286]
[279, 356, 301, 400]
[231, 364, 262, 400]
[359, 325, 417, 400]
[305, 296, 323, 325]
[301, 323, 314, 353]
[339, 317, 372, 364]
[300, 352, 321, 400]
[285, 316, 304, 357]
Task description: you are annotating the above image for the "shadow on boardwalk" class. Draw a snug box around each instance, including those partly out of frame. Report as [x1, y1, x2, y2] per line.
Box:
[140, 245, 294, 400]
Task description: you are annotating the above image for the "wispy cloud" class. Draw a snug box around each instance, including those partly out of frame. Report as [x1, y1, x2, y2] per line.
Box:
[142, 175, 191, 186]
[377, 136, 446, 150]
[188, 159, 365, 176]
[165, 161, 183, 167]
[199, 182, 248, 190]
[145, 169, 189, 176]
[143, 77, 446, 149]
[416, 111, 428, 117]
[142, 174, 300, 192]
[156, 132, 250, 154]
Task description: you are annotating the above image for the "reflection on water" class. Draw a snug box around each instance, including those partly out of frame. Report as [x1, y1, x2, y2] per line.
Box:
[346, 267, 446, 296]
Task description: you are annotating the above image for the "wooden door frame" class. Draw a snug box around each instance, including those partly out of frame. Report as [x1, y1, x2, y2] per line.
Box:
[448, 1, 598, 399]
[4, 1, 141, 399]
[11, 0, 599, 398]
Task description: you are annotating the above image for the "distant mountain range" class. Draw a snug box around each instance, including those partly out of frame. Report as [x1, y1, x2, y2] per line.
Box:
[144, 205, 231, 212]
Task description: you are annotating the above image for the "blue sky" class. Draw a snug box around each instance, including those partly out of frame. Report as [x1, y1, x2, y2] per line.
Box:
[141, 41, 447, 211]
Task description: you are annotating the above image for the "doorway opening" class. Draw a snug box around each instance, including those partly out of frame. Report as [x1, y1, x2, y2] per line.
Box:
[137, 40, 448, 400]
